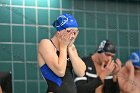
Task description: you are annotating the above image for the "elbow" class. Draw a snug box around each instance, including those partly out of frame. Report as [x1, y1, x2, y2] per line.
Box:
[79, 67, 86, 77]
[57, 70, 65, 77]
[59, 72, 65, 77]
[76, 70, 86, 77]
[79, 63, 86, 77]
[80, 72, 86, 77]
[77, 72, 86, 77]
[53, 65, 66, 77]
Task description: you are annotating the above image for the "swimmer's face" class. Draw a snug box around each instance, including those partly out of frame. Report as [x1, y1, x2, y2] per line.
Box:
[65, 28, 79, 39]
[66, 28, 79, 35]
[102, 52, 115, 65]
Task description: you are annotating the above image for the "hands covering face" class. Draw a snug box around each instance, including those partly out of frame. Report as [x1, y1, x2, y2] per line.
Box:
[67, 29, 79, 47]
[57, 29, 79, 47]
[100, 58, 122, 80]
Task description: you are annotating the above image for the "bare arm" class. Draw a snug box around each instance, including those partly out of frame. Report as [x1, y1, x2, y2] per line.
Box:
[118, 61, 136, 93]
[38, 39, 67, 77]
[68, 44, 86, 77]
[38, 30, 73, 77]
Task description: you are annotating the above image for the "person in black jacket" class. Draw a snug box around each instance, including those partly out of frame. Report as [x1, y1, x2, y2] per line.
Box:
[75, 40, 122, 93]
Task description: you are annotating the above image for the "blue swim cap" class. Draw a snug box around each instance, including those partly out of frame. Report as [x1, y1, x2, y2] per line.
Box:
[129, 51, 140, 68]
[53, 14, 78, 31]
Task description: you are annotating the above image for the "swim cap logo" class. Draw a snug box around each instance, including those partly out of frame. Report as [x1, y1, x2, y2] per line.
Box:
[98, 40, 106, 51]
[56, 15, 68, 27]
[131, 52, 140, 63]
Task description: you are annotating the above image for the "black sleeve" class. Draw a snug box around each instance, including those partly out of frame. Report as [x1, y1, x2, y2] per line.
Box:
[75, 76, 103, 93]
[112, 81, 120, 93]
[104, 79, 120, 93]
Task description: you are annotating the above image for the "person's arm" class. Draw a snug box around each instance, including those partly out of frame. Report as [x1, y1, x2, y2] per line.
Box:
[118, 61, 135, 93]
[38, 39, 67, 77]
[68, 44, 86, 77]
[38, 30, 73, 77]
[75, 76, 103, 93]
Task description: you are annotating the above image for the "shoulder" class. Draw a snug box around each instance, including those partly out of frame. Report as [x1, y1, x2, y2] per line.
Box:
[39, 39, 50, 45]
[39, 39, 51, 47]
[38, 39, 53, 51]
